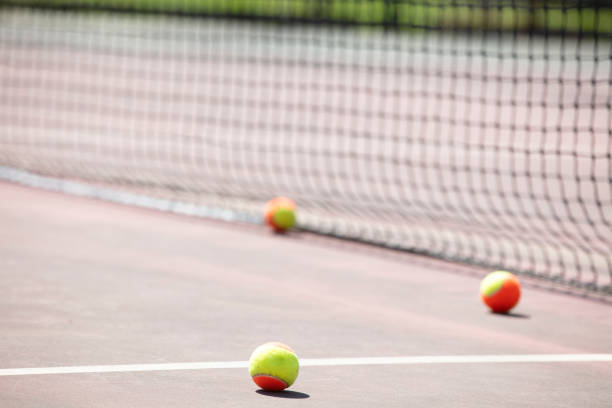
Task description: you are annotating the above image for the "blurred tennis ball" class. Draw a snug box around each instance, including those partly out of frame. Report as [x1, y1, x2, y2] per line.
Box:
[480, 270, 521, 313]
[264, 197, 296, 232]
[249, 342, 299, 391]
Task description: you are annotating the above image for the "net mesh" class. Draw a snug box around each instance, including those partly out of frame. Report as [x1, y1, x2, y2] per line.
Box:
[1, 1, 611, 293]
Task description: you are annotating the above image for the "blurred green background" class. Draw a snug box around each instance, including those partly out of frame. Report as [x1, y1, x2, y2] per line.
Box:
[3, 1, 611, 34]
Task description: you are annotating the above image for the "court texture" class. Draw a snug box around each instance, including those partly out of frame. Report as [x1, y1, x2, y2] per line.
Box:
[1, 1, 611, 406]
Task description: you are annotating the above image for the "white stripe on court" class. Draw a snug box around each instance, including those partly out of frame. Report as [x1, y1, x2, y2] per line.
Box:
[1, 354, 610, 377]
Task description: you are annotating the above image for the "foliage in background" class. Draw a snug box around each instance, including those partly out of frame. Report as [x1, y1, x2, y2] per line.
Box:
[2, 0, 611, 35]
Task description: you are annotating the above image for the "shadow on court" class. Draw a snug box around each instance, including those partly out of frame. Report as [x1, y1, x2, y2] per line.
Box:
[491, 312, 531, 319]
[256, 390, 310, 399]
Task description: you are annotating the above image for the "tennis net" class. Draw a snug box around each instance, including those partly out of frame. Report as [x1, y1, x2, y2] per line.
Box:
[0, 1, 610, 293]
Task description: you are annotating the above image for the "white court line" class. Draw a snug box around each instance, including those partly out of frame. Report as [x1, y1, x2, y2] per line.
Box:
[0, 166, 262, 224]
[1, 354, 611, 377]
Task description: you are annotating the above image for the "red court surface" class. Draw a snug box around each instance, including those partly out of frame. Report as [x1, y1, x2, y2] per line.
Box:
[1, 181, 611, 407]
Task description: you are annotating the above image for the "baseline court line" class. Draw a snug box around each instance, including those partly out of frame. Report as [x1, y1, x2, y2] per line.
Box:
[1, 354, 611, 377]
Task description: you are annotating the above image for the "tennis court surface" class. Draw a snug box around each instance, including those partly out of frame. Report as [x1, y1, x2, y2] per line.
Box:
[1, 181, 611, 407]
[1, 1, 612, 406]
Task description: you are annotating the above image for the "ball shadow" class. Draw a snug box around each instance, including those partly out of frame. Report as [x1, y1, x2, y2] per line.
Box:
[490, 311, 530, 319]
[256, 390, 310, 399]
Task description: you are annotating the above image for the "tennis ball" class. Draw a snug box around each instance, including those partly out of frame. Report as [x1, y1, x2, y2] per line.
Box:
[480, 270, 521, 313]
[264, 197, 296, 232]
[249, 342, 299, 391]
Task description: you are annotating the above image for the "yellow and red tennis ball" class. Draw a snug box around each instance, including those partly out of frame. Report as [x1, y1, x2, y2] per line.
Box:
[480, 270, 521, 313]
[264, 197, 296, 232]
[249, 342, 299, 391]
